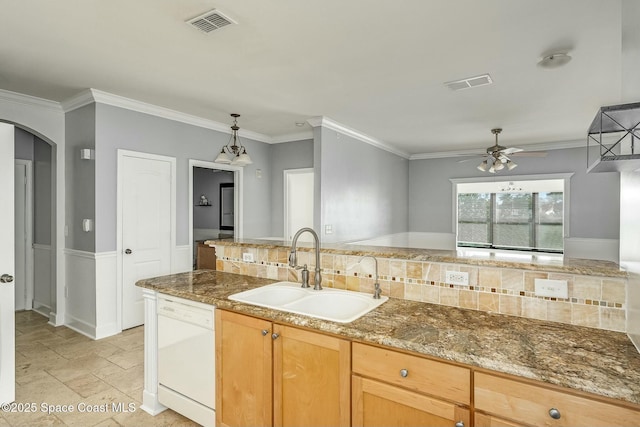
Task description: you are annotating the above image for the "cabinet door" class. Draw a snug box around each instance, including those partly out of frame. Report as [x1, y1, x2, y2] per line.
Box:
[475, 412, 527, 427]
[216, 310, 273, 427]
[273, 324, 351, 427]
[352, 375, 470, 427]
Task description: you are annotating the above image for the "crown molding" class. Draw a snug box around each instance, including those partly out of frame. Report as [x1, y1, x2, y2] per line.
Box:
[409, 139, 585, 160]
[61, 88, 272, 143]
[270, 130, 314, 144]
[0, 89, 62, 112]
[307, 116, 410, 159]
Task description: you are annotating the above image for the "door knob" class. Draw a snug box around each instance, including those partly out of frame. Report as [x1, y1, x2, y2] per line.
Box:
[0, 274, 14, 283]
[125, 249, 132, 254]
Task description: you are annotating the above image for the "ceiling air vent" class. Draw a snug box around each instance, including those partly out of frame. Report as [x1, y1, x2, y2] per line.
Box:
[444, 74, 493, 91]
[187, 9, 236, 34]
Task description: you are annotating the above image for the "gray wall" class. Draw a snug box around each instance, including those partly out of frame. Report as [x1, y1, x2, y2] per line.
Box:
[193, 167, 234, 230]
[270, 139, 314, 237]
[65, 104, 96, 252]
[94, 104, 272, 251]
[317, 127, 409, 243]
[34, 137, 52, 245]
[14, 127, 34, 160]
[408, 146, 620, 240]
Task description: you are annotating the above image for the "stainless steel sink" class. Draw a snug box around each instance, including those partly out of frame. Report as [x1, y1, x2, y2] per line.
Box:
[228, 281, 388, 323]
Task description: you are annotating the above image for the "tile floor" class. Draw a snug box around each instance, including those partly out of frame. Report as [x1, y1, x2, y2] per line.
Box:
[2, 310, 200, 427]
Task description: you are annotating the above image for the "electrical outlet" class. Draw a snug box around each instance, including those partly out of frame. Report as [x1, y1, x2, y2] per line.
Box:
[445, 271, 469, 286]
[242, 252, 254, 262]
[534, 279, 568, 298]
[325, 224, 333, 234]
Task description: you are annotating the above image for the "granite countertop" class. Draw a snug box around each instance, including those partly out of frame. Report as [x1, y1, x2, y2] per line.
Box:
[205, 238, 627, 278]
[137, 269, 640, 406]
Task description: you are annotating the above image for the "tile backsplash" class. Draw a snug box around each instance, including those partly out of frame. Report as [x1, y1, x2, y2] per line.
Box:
[214, 245, 627, 332]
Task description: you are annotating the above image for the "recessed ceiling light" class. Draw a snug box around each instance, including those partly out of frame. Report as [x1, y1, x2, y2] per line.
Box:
[537, 53, 572, 69]
[295, 122, 305, 127]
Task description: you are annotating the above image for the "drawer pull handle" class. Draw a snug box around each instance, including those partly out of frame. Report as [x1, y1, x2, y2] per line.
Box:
[399, 369, 409, 378]
[454, 422, 465, 427]
[261, 329, 269, 336]
[549, 408, 561, 420]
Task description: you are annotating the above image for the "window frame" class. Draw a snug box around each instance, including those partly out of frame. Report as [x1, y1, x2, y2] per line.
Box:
[450, 173, 573, 254]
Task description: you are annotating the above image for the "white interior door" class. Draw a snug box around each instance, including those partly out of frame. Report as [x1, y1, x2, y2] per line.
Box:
[0, 123, 16, 404]
[14, 160, 32, 311]
[121, 154, 173, 330]
[284, 169, 314, 241]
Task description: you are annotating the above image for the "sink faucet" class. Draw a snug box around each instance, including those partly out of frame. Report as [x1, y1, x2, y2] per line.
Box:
[289, 227, 322, 290]
[359, 255, 382, 299]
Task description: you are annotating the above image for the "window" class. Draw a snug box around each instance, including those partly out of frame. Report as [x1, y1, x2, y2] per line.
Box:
[455, 179, 565, 253]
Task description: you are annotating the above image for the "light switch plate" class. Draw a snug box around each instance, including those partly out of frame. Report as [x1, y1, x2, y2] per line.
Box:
[534, 279, 568, 299]
[242, 252, 254, 262]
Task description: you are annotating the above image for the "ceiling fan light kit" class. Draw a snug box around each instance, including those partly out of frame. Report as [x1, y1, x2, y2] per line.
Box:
[477, 128, 518, 174]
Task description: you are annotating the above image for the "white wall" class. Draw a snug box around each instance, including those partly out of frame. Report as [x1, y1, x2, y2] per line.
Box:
[32, 245, 52, 316]
[621, 171, 640, 350]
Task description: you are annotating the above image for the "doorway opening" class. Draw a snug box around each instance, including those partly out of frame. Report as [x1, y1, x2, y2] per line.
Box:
[13, 127, 55, 317]
[189, 160, 243, 270]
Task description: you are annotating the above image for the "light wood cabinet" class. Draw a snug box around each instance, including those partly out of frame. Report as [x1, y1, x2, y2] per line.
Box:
[475, 371, 640, 427]
[216, 310, 272, 427]
[216, 310, 640, 427]
[216, 310, 350, 427]
[273, 323, 350, 427]
[352, 342, 471, 427]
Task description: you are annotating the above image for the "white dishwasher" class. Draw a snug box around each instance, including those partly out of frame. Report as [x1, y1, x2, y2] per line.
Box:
[157, 295, 215, 427]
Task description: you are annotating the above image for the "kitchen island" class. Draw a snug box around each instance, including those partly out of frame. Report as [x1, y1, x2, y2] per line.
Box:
[137, 269, 640, 411]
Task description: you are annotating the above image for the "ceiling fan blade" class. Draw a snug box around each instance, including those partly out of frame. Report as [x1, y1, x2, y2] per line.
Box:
[457, 156, 485, 163]
[509, 151, 547, 157]
[449, 151, 487, 157]
[500, 147, 524, 155]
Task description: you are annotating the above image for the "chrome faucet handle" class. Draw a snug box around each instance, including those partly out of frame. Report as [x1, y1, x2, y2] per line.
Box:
[373, 282, 381, 299]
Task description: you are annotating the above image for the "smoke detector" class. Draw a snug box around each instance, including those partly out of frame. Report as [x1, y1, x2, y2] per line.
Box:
[444, 74, 493, 91]
[537, 53, 572, 69]
[187, 9, 236, 34]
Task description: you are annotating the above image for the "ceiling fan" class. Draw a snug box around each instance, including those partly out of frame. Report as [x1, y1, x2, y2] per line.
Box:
[464, 128, 547, 173]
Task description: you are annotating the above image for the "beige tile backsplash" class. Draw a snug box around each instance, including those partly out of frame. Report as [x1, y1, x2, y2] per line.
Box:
[214, 245, 627, 332]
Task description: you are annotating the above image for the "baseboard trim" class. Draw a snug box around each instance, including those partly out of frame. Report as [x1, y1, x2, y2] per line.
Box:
[48, 311, 64, 327]
[141, 390, 168, 416]
[32, 303, 51, 318]
[95, 322, 120, 340]
[65, 313, 97, 340]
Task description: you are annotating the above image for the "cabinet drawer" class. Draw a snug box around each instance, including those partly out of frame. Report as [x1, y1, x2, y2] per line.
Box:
[352, 342, 470, 405]
[475, 372, 640, 427]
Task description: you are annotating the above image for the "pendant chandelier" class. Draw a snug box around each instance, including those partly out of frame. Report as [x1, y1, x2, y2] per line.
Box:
[214, 113, 253, 166]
